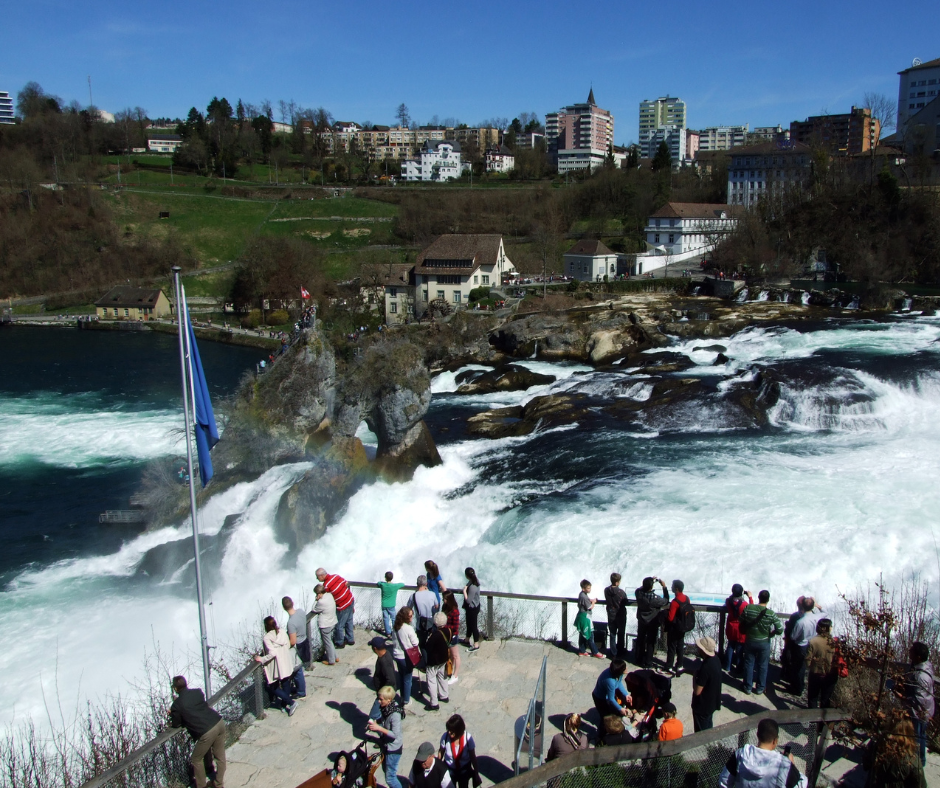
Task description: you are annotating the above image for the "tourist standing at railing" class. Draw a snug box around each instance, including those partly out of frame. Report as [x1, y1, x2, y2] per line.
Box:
[367, 686, 405, 788]
[169, 675, 226, 788]
[634, 577, 669, 669]
[378, 571, 405, 638]
[604, 573, 628, 660]
[393, 607, 420, 707]
[786, 596, 823, 695]
[718, 718, 807, 788]
[312, 583, 339, 666]
[410, 575, 440, 651]
[439, 714, 481, 788]
[425, 612, 451, 710]
[691, 636, 722, 732]
[282, 596, 308, 696]
[805, 618, 837, 709]
[254, 616, 298, 716]
[663, 579, 693, 676]
[902, 641, 936, 768]
[462, 568, 482, 652]
[723, 584, 752, 676]
[546, 713, 589, 760]
[739, 590, 783, 696]
[442, 590, 461, 684]
[576, 579, 604, 658]
[317, 567, 356, 648]
[425, 560, 446, 605]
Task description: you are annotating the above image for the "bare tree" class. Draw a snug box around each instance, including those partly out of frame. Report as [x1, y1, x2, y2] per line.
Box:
[863, 91, 897, 135]
[396, 103, 411, 128]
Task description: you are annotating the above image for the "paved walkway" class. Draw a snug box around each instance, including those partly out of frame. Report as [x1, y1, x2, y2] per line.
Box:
[223, 628, 824, 788]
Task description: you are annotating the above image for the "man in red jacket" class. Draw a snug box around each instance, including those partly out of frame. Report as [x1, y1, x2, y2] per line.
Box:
[317, 567, 356, 648]
[664, 579, 690, 677]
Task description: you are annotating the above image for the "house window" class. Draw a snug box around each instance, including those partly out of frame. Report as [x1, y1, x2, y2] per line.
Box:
[437, 290, 444, 300]
[473, 275, 478, 284]
[113, 308, 119, 316]
[453, 292, 461, 304]
[124, 309, 129, 316]
[423, 289, 428, 300]
[390, 302, 398, 314]
[389, 287, 397, 297]
[668, 234, 675, 243]
[481, 275, 489, 285]
[654, 234, 660, 243]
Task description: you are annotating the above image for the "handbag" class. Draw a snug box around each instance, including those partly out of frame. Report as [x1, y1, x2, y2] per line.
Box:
[405, 645, 422, 668]
[446, 656, 455, 678]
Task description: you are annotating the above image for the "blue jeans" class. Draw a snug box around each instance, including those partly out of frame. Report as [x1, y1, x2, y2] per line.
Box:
[268, 678, 293, 710]
[383, 750, 402, 788]
[290, 666, 306, 698]
[578, 633, 597, 654]
[725, 641, 744, 672]
[743, 639, 771, 693]
[382, 607, 396, 636]
[913, 717, 928, 767]
[335, 601, 355, 646]
[395, 657, 414, 703]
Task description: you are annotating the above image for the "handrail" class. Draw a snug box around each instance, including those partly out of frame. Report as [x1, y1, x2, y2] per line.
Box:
[496, 707, 849, 788]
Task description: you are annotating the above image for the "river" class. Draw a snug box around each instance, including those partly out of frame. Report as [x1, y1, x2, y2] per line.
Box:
[1, 315, 938, 727]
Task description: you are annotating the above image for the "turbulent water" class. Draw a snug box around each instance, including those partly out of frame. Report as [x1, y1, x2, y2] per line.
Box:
[3, 316, 940, 727]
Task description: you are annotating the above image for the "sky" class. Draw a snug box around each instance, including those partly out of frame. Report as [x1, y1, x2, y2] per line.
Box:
[2, 0, 938, 143]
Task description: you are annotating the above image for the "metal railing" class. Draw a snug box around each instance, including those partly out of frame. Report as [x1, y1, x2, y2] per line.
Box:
[515, 655, 548, 775]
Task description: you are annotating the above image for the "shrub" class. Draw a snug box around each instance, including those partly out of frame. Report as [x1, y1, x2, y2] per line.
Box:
[241, 309, 262, 328]
[468, 286, 491, 303]
[266, 309, 290, 326]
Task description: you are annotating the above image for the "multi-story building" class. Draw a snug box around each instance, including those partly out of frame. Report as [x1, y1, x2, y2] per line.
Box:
[323, 124, 495, 162]
[697, 125, 749, 152]
[639, 96, 686, 158]
[0, 91, 15, 124]
[485, 146, 515, 174]
[726, 141, 813, 207]
[644, 203, 740, 257]
[749, 125, 787, 143]
[646, 125, 687, 164]
[686, 130, 700, 161]
[789, 106, 880, 155]
[545, 89, 614, 173]
[380, 264, 417, 325]
[897, 57, 940, 136]
[400, 140, 468, 181]
[512, 131, 545, 150]
[900, 98, 940, 158]
[147, 134, 182, 153]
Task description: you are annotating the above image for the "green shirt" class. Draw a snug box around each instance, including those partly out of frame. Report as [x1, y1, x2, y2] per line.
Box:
[739, 604, 783, 642]
[377, 581, 405, 608]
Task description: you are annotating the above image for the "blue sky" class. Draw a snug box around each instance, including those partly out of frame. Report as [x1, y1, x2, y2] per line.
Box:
[3, 0, 937, 142]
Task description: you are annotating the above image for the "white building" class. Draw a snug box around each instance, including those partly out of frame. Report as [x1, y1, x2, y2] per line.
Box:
[726, 141, 813, 207]
[564, 239, 620, 282]
[147, 134, 182, 153]
[644, 202, 741, 257]
[645, 125, 687, 164]
[897, 57, 940, 136]
[413, 235, 516, 314]
[400, 140, 468, 182]
[485, 146, 515, 173]
[0, 91, 14, 124]
[639, 96, 686, 158]
[697, 125, 749, 152]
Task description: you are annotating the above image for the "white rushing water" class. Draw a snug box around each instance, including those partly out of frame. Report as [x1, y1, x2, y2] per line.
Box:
[4, 316, 940, 729]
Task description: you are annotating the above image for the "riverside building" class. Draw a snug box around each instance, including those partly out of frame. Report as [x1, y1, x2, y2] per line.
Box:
[545, 89, 614, 174]
[726, 141, 813, 207]
[0, 92, 14, 124]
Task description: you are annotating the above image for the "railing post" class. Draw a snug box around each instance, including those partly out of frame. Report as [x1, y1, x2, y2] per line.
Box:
[808, 722, 830, 788]
[253, 666, 266, 720]
[561, 600, 568, 647]
[487, 594, 494, 639]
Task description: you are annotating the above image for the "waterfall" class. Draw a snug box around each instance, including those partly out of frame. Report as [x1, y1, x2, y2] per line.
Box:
[801, 292, 811, 306]
[780, 292, 790, 303]
[692, 286, 701, 296]
[846, 296, 860, 310]
[530, 340, 539, 359]
[902, 298, 913, 312]
[757, 290, 770, 302]
[735, 288, 749, 303]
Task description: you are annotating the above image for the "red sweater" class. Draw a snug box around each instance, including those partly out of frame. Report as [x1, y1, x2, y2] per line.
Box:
[323, 574, 353, 611]
[667, 592, 689, 622]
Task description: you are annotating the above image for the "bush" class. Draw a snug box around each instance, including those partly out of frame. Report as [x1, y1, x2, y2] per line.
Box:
[241, 309, 262, 328]
[266, 309, 290, 326]
[468, 286, 491, 303]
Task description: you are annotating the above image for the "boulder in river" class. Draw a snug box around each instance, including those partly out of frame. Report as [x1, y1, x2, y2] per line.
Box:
[456, 364, 555, 394]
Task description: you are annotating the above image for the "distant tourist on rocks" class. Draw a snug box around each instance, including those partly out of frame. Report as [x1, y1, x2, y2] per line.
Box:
[441, 590, 461, 684]
[369, 636, 398, 718]
[691, 636, 722, 732]
[439, 714, 481, 788]
[462, 568, 483, 652]
[805, 618, 837, 709]
[576, 579, 604, 658]
[282, 596, 308, 696]
[786, 596, 823, 695]
[592, 658, 631, 742]
[902, 641, 935, 768]
[739, 590, 783, 696]
[377, 571, 405, 638]
[169, 675, 226, 788]
[367, 686, 404, 788]
[634, 577, 670, 668]
[316, 567, 356, 648]
[663, 579, 694, 676]
[254, 615, 298, 716]
[546, 713, 589, 760]
[393, 607, 420, 707]
[312, 583, 339, 666]
[604, 573, 628, 659]
[718, 718, 807, 788]
[658, 703, 683, 741]
[724, 584, 753, 676]
[409, 741, 452, 788]
[425, 612, 451, 710]
[410, 575, 440, 651]
[425, 560, 446, 605]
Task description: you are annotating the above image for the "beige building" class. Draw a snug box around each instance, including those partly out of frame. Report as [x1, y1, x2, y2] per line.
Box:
[95, 287, 171, 320]
[379, 264, 417, 325]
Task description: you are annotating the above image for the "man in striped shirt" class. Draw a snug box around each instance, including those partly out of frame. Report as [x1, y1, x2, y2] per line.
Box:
[317, 567, 356, 648]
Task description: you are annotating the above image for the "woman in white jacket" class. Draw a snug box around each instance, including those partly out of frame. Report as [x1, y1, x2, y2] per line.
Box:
[254, 615, 298, 715]
[392, 607, 420, 706]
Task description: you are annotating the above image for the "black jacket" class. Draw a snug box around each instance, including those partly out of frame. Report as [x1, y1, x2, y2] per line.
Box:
[374, 649, 398, 692]
[634, 586, 670, 623]
[412, 757, 449, 788]
[426, 627, 450, 667]
[170, 688, 222, 740]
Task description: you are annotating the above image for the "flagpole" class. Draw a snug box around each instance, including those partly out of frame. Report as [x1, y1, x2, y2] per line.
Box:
[172, 266, 212, 696]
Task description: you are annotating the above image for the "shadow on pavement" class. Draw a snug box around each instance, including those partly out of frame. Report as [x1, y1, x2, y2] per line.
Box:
[477, 755, 515, 783]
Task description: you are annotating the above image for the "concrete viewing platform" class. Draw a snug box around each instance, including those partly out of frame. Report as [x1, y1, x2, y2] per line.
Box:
[220, 627, 911, 788]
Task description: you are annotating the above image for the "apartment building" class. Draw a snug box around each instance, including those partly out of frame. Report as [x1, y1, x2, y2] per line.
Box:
[400, 140, 468, 181]
[789, 106, 880, 155]
[545, 89, 614, 173]
[322, 124, 494, 161]
[0, 91, 14, 124]
[485, 146, 515, 173]
[639, 96, 686, 158]
[749, 125, 787, 143]
[726, 141, 813, 207]
[897, 57, 940, 136]
[645, 203, 741, 257]
[147, 134, 182, 153]
[646, 126, 687, 163]
[697, 125, 749, 152]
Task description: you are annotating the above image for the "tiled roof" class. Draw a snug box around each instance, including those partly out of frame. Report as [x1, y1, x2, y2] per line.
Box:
[415, 235, 503, 274]
[649, 202, 742, 220]
[95, 287, 166, 308]
[377, 264, 415, 287]
[565, 239, 615, 256]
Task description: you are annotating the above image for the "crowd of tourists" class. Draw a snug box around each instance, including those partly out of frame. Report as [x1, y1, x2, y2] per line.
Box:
[168, 565, 935, 788]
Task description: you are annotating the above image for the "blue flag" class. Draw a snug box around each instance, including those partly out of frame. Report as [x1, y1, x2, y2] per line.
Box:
[185, 303, 220, 487]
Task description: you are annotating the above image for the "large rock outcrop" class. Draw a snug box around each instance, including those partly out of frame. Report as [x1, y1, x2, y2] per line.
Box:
[455, 365, 556, 395]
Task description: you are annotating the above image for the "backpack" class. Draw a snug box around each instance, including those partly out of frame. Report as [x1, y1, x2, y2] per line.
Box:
[675, 599, 696, 633]
[832, 638, 849, 679]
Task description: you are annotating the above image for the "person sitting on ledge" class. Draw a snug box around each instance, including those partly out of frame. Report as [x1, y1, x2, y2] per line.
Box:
[546, 713, 589, 760]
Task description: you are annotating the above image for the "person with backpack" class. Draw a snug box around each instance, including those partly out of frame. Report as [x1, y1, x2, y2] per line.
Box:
[739, 590, 783, 696]
[410, 575, 440, 652]
[723, 584, 753, 676]
[634, 577, 670, 668]
[805, 618, 838, 709]
[604, 573, 628, 659]
[663, 579, 694, 677]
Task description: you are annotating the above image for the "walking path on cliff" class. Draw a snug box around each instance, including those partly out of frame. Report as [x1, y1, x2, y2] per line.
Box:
[220, 627, 930, 788]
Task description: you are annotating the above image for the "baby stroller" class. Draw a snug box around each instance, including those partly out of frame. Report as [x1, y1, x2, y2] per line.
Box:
[625, 669, 673, 740]
[331, 741, 384, 788]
